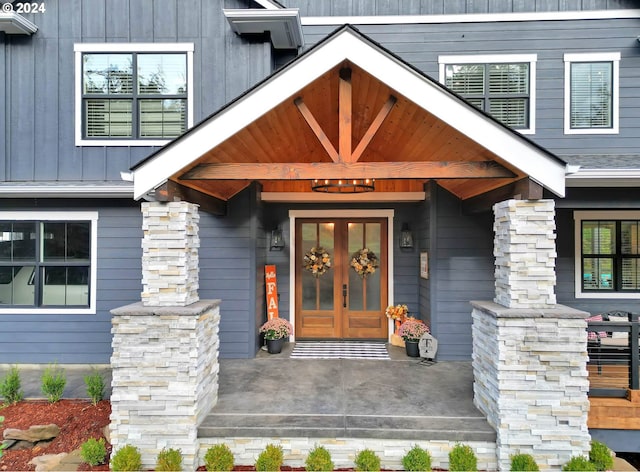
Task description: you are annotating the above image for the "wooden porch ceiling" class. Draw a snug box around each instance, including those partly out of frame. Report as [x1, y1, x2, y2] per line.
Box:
[169, 61, 525, 202]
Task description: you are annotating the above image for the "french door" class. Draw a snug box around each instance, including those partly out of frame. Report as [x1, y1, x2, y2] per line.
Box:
[295, 218, 388, 339]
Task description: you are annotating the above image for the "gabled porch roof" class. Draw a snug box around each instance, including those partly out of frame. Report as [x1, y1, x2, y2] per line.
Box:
[131, 26, 567, 210]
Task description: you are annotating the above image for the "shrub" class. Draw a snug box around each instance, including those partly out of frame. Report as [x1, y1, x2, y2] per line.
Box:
[402, 445, 432, 472]
[204, 444, 235, 472]
[0, 416, 5, 459]
[510, 453, 539, 471]
[84, 369, 105, 406]
[156, 447, 183, 471]
[255, 443, 284, 472]
[354, 448, 381, 472]
[80, 437, 107, 466]
[0, 365, 24, 405]
[305, 445, 335, 472]
[41, 363, 66, 403]
[449, 443, 478, 472]
[589, 441, 614, 471]
[111, 444, 143, 472]
[562, 456, 597, 471]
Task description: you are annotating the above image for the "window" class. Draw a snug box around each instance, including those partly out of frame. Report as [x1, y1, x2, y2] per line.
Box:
[0, 212, 98, 313]
[564, 52, 620, 134]
[575, 211, 640, 299]
[439, 54, 537, 134]
[75, 43, 194, 146]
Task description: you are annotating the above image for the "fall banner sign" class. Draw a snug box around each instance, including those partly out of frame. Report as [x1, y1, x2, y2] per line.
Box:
[265, 265, 279, 320]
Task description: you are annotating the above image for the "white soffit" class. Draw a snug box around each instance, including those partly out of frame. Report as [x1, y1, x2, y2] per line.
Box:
[0, 12, 37, 34]
[224, 8, 303, 49]
[132, 28, 566, 199]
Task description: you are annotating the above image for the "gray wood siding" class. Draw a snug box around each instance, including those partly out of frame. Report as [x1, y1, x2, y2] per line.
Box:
[301, 17, 640, 159]
[431, 185, 495, 360]
[418, 183, 432, 328]
[282, 0, 637, 15]
[0, 199, 142, 364]
[0, 0, 271, 184]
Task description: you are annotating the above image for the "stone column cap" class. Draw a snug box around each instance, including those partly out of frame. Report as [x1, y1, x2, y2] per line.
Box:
[471, 300, 588, 319]
[111, 299, 221, 316]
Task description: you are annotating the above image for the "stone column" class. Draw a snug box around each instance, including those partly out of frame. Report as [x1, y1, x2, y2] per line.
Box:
[110, 201, 220, 471]
[472, 199, 590, 471]
[141, 201, 200, 306]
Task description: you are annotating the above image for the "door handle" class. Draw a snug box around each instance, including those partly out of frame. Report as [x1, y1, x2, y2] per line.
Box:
[342, 284, 347, 308]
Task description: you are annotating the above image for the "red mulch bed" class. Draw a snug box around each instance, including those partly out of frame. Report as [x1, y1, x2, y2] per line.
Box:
[0, 399, 111, 471]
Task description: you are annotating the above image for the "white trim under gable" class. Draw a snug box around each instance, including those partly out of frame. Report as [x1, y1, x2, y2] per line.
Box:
[301, 9, 640, 26]
[563, 52, 620, 135]
[0, 211, 99, 315]
[574, 210, 640, 300]
[438, 54, 537, 135]
[132, 28, 566, 200]
[74, 43, 195, 147]
[287, 209, 395, 342]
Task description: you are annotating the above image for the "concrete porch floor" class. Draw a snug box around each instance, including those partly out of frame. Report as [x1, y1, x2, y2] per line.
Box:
[198, 343, 496, 442]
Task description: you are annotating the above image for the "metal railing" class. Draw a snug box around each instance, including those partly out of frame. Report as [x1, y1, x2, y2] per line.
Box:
[587, 314, 640, 397]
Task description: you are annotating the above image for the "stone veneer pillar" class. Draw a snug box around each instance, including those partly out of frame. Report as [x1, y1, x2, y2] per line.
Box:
[472, 199, 591, 471]
[141, 201, 200, 307]
[110, 201, 220, 471]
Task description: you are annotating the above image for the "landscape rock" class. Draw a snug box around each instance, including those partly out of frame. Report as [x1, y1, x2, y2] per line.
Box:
[28, 452, 67, 472]
[3, 424, 60, 442]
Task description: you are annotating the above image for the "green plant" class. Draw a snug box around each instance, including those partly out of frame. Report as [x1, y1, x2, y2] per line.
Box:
[449, 443, 478, 472]
[510, 453, 539, 471]
[41, 363, 66, 403]
[80, 437, 107, 466]
[0, 365, 24, 405]
[204, 444, 235, 472]
[0, 416, 5, 459]
[589, 441, 614, 471]
[255, 443, 284, 472]
[156, 447, 183, 471]
[354, 448, 381, 472]
[562, 456, 597, 471]
[305, 445, 335, 472]
[111, 444, 143, 472]
[402, 445, 432, 472]
[84, 369, 105, 406]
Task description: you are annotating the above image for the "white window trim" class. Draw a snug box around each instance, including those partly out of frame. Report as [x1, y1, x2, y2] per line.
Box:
[574, 210, 640, 299]
[288, 209, 395, 342]
[438, 54, 537, 135]
[0, 211, 99, 314]
[74, 43, 194, 147]
[564, 52, 620, 135]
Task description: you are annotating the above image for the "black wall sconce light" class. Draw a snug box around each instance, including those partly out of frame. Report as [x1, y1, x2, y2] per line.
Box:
[400, 223, 414, 249]
[270, 227, 285, 251]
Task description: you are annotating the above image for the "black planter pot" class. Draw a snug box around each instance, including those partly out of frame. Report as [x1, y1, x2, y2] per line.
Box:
[405, 340, 420, 357]
[266, 337, 285, 354]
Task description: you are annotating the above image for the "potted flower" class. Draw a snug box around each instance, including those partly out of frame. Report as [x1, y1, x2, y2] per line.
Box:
[259, 318, 293, 354]
[385, 304, 409, 333]
[398, 318, 429, 357]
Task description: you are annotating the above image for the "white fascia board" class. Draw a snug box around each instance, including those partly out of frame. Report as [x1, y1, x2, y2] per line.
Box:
[224, 9, 303, 49]
[133, 29, 565, 199]
[0, 12, 37, 34]
[335, 34, 566, 196]
[566, 168, 640, 187]
[252, 0, 283, 10]
[0, 183, 134, 198]
[301, 9, 640, 26]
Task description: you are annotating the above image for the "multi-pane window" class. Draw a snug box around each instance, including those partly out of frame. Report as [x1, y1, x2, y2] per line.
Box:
[0, 217, 95, 309]
[82, 52, 187, 139]
[581, 220, 640, 292]
[443, 60, 532, 130]
[564, 53, 620, 134]
[75, 43, 193, 145]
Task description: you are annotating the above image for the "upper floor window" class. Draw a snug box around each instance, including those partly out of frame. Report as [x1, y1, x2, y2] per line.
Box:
[439, 54, 537, 134]
[575, 211, 640, 299]
[564, 52, 620, 135]
[0, 212, 98, 314]
[74, 43, 194, 147]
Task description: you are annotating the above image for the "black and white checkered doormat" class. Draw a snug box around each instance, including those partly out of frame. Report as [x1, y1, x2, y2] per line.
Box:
[290, 342, 390, 360]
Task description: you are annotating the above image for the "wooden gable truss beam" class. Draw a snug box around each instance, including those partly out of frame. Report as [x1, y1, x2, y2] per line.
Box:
[154, 180, 227, 216]
[180, 161, 515, 181]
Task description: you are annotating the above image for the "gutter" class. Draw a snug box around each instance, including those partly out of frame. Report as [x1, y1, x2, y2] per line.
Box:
[0, 11, 37, 34]
[224, 8, 304, 50]
[565, 168, 640, 187]
[0, 182, 134, 198]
